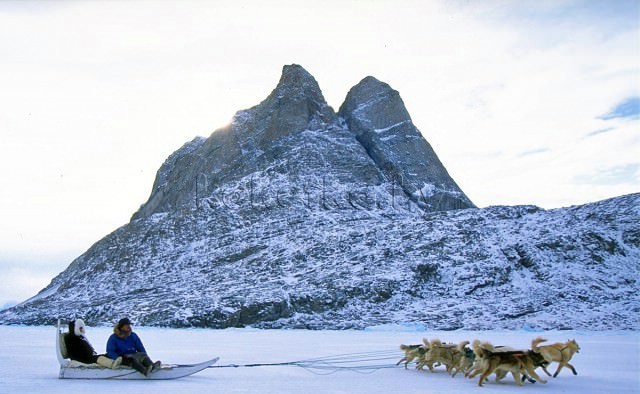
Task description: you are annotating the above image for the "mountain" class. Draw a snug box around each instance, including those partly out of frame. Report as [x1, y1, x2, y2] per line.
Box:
[132, 65, 473, 220]
[1, 65, 638, 330]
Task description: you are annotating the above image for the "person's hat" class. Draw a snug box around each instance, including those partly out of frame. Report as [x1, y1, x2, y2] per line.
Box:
[74, 318, 86, 336]
[117, 317, 132, 329]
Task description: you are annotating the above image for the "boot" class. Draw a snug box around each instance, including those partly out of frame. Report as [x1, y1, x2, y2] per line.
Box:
[129, 357, 147, 376]
[141, 355, 153, 368]
[142, 357, 156, 376]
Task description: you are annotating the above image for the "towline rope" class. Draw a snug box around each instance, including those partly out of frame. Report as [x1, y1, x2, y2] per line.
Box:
[207, 349, 403, 375]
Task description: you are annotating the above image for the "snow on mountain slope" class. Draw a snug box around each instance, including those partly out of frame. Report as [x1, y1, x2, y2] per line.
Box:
[3, 192, 637, 329]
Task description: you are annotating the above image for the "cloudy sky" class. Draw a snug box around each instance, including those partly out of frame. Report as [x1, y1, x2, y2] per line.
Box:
[0, 0, 638, 307]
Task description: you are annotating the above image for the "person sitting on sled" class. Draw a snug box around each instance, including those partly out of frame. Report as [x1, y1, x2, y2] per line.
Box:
[65, 318, 121, 369]
[106, 317, 161, 376]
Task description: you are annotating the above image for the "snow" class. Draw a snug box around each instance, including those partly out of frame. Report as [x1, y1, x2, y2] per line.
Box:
[373, 120, 411, 134]
[412, 183, 436, 198]
[352, 95, 387, 115]
[1, 325, 638, 393]
[7, 193, 636, 331]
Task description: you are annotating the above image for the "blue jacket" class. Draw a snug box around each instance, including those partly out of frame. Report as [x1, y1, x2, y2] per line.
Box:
[106, 331, 147, 359]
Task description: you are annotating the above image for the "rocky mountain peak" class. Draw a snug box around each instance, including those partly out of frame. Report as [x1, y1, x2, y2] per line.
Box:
[274, 64, 324, 99]
[339, 76, 474, 211]
[339, 76, 411, 129]
[132, 65, 342, 220]
[132, 65, 474, 220]
[231, 64, 338, 145]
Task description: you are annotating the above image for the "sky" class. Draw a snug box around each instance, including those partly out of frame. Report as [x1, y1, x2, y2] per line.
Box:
[0, 0, 638, 308]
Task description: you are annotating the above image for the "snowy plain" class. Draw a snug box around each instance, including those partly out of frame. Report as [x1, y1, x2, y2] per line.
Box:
[0, 325, 637, 394]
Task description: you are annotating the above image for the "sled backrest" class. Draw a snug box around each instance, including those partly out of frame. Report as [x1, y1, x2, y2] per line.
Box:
[56, 319, 69, 365]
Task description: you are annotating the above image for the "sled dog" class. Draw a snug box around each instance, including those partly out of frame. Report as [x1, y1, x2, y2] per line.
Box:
[397, 341, 440, 371]
[397, 344, 426, 369]
[450, 345, 475, 378]
[493, 350, 549, 384]
[423, 339, 468, 374]
[531, 337, 580, 377]
[468, 340, 548, 386]
[416, 339, 441, 371]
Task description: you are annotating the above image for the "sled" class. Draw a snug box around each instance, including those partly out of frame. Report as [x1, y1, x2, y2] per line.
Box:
[56, 319, 218, 380]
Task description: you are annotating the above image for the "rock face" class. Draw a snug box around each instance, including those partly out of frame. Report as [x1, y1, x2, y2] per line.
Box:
[339, 76, 473, 210]
[1, 65, 638, 330]
[132, 65, 473, 221]
[133, 65, 341, 219]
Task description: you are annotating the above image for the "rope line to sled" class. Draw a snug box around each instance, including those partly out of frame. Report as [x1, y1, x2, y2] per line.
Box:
[207, 349, 403, 375]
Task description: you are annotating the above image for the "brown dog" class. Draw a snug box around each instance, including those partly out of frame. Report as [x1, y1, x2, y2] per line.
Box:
[423, 339, 468, 374]
[466, 340, 494, 379]
[398, 344, 426, 369]
[478, 351, 548, 387]
[469, 340, 548, 387]
[416, 338, 442, 371]
[449, 341, 474, 378]
[493, 350, 549, 384]
[531, 337, 580, 377]
[397, 340, 440, 371]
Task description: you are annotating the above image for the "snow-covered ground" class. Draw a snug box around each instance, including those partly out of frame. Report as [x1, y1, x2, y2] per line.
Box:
[0, 325, 637, 393]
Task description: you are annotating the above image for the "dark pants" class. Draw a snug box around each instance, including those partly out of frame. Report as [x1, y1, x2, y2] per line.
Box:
[122, 352, 153, 375]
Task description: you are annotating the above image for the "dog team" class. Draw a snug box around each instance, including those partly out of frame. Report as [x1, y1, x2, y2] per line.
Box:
[398, 337, 580, 387]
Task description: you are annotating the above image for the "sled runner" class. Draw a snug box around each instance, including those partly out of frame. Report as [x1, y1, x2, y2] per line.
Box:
[56, 320, 218, 379]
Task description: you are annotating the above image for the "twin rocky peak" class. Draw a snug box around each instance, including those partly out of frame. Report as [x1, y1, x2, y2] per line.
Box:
[133, 64, 474, 220]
